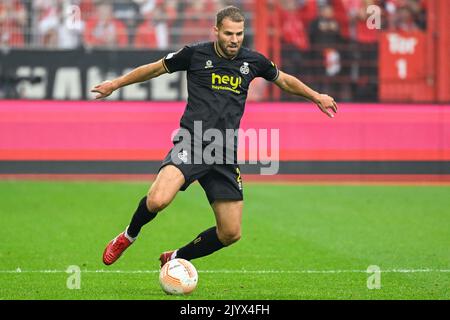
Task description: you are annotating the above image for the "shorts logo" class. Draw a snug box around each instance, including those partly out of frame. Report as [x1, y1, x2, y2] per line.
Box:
[205, 60, 213, 69]
[178, 150, 188, 163]
[236, 167, 243, 190]
[240, 62, 249, 75]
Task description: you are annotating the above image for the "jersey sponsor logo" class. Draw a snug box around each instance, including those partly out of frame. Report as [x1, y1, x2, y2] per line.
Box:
[240, 62, 250, 75]
[211, 72, 242, 94]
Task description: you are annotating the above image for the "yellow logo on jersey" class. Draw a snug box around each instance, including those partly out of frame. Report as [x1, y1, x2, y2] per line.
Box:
[211, 73, 242, 94]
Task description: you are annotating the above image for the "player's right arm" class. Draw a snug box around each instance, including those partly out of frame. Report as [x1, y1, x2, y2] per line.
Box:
[90, 59, 167, 99]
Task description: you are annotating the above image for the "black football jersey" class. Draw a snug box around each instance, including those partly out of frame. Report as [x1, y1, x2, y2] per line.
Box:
[162, 41, 279, 138]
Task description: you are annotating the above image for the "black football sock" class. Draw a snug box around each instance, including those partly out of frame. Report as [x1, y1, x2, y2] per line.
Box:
[126, 196, 158, 239]
[176, 226, 225, 261]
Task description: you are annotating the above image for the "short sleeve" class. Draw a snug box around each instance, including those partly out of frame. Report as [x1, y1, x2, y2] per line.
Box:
[256, 54, 279, 82]
[162, 46, 194, 73]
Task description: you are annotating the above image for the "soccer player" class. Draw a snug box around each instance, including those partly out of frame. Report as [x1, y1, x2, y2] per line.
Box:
[92, 6, 337, 267]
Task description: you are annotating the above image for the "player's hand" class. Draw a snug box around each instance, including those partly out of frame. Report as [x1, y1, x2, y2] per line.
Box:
[90, 80, 116, 99]
[315, 94, 338, 118]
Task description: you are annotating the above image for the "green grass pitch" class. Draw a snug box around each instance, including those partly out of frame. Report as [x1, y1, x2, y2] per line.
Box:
[0, 180, 449, 300]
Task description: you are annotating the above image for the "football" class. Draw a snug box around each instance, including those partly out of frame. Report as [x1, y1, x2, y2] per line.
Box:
[159, 258, 198, 295]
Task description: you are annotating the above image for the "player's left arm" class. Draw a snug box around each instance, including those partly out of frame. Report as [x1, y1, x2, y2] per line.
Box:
[274, 70, 338, 118]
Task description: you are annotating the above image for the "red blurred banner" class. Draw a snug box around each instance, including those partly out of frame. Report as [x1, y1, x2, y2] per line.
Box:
[380, 31, 426, 81]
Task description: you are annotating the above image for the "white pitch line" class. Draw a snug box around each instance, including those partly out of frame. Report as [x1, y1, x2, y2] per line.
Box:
[1, 269, 449, 274]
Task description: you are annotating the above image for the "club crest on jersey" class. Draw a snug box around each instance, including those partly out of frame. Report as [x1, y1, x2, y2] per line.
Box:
[240, 62, 249, 75]
[205, 60, 213, 69]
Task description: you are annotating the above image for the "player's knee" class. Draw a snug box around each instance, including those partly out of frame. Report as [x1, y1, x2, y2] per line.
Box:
[218, 228, 241, 246]
[147, 192, 170, 212]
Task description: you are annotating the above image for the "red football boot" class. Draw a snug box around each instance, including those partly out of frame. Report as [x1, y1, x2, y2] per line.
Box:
[159, 250, 175, 268]
[103, 232, 133, 265]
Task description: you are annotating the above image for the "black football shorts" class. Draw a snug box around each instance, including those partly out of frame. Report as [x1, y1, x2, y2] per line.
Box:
[159, 145, 243, 204]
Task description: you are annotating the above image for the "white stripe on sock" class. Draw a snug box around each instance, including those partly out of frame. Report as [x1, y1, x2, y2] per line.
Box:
[124, 226, 136, 242]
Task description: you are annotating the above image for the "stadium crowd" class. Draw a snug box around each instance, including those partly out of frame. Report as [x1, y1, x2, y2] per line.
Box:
[0, 0, 428, 101]
[0, 0, 427, 49]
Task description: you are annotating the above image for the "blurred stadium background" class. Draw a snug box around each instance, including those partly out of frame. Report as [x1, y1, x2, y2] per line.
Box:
[0, 0, 449, 180]
[0, 0, 449, 300]
[0, 0, 449, 103]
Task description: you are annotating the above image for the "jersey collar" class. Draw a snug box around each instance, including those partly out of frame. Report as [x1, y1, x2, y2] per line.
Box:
[214, 41, 239, 60]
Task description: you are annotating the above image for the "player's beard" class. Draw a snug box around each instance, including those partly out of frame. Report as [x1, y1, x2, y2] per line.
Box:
[218, 39, 240, 58]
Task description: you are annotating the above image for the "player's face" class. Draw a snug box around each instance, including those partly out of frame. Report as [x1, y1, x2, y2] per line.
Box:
[214, 18, 244, 58]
